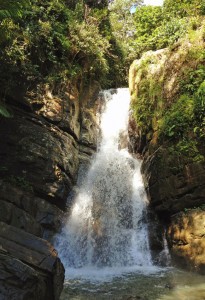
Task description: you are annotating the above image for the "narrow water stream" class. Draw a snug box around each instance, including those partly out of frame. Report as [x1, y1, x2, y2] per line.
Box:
[55, 89, 205, 300]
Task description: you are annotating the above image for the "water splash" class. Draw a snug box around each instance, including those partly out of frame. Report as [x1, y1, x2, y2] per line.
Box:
[55, 88, 153, 279]
[158, 230, 171, 267]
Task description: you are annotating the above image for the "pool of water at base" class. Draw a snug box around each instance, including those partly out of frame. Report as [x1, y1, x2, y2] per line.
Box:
[60, 267, 205, 300]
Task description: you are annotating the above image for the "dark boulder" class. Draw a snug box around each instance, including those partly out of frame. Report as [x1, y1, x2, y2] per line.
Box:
[0, 222, 65, 300]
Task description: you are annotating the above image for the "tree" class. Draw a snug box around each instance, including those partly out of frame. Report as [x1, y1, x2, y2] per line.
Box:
[134, 5, 163, 38]
[163, 0, 205, 17]
[109, 0, 142, 42]
[108, 0, 142, 74]
[0, 0, 116, 101]
[0, 0, 30, 19]
[85, 0, 109, 9]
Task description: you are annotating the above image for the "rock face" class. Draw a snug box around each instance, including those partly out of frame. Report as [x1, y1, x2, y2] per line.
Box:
[129, 25, 205, 272]
[168, 209, 205, 274]
[0, 108, 79, 210]
[141, 149, 205, 216]
[0, 82, 100, 298]
[0, 222, 64, 300]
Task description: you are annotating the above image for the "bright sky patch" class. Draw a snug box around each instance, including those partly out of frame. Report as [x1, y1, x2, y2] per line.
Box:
[143, 0, 164, 6]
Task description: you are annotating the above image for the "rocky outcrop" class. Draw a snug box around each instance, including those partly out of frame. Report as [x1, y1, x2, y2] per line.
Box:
[0, 107, 79, 208]
[0, 222, 64, 300]
[129, 23, 205, 272]
[141, 149, 205, 216]
[0, 82, 100, 298]
[78, 81, 101, 162]
[0, 181, 64, 241]
[168, 209, 205, 274]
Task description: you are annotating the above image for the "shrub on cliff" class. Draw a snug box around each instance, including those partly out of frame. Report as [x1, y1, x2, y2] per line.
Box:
[130, 20, 205, 162]
[132, 0, 205, 58]
[163, 0, 205, 18]
[0, 0, 127, 109]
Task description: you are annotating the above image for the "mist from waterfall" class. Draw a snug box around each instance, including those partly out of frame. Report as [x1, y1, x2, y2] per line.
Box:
[55, 88, 153, 279]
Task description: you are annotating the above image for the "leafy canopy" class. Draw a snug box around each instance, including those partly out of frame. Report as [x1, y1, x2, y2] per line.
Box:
[0, 0, 121, 101]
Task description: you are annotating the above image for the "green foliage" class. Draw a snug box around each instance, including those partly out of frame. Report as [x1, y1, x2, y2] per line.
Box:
[168, 138, 204, 166]
[132, 5, 189, 56]
[0, 0, 122, 97]
[163, 0, 205, 18]
[158, 75, 205, 144]
[69, 18, 110, 74]
[107, 0, 204, 68]
[1, 0, 205, 103]
[130, 0, 205, 58]
[134, 5, 163, 38]
[131, 5, 163, 56]
[193, 81, 205, 139]
[131, 54, 164, 132]
[159, 95, 194, 138]
[131, 26, 205, 162]
[128, 0, 205, 168]
[158, 84, 204, 160]
[181, 65, 205, 95]
[109, 0, 142, 77]
[178, 65, 205, 140]
[85, 0, 109, 9]
[177, 139, 204, 161]
[152, 18, 187, 49]
[0, 0, 30, 20]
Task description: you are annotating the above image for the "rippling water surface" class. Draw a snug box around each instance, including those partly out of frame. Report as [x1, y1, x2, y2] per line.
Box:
[60, 268, 205, 300]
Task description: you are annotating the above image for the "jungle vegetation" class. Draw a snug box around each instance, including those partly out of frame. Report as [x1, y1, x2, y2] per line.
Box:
[0, 0, 205, 131]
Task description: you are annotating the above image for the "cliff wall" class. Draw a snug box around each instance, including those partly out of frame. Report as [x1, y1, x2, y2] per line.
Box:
[129, 22, 205, 273]
[0, 81, 100, 299]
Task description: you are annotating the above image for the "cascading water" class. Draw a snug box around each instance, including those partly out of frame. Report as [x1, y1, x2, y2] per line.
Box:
[55, 89, 205, 299]
[55, 88, 152, 278]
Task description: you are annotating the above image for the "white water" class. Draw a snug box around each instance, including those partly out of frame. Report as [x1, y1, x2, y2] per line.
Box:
[55, 88, 155, 280]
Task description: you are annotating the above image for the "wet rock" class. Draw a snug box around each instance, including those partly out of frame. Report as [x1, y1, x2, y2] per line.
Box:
[167, 209, 205, 274]
[79, 86, 100, 164]
[80, 108, 98, 149]
[140, 146, 205, 271]
[31, 84, 81, 140]
[0, 108, 73, 298]
[141, 149, 205, 215]
[0, 109, 79, 208]
[0, 181, 64, 240]
[0, 80, 100, 298]
[147, 209, 164, 263]
[0, 199, 42, 237]
[0, 222, 64, 300]
[0, 252, 45, 300]
[128, 116, 146, 155]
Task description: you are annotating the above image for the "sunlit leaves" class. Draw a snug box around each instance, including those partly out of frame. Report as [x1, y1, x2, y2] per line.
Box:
[0, 0, 116, 96]
[0, 0, 30, 20]
[163, 0, 205, 18]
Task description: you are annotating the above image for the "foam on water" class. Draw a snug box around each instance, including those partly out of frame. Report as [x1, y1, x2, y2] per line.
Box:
[63, 265, 165, 282]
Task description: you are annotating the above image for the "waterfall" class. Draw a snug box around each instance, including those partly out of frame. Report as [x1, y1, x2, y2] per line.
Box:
[55, 88, 153, 278]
